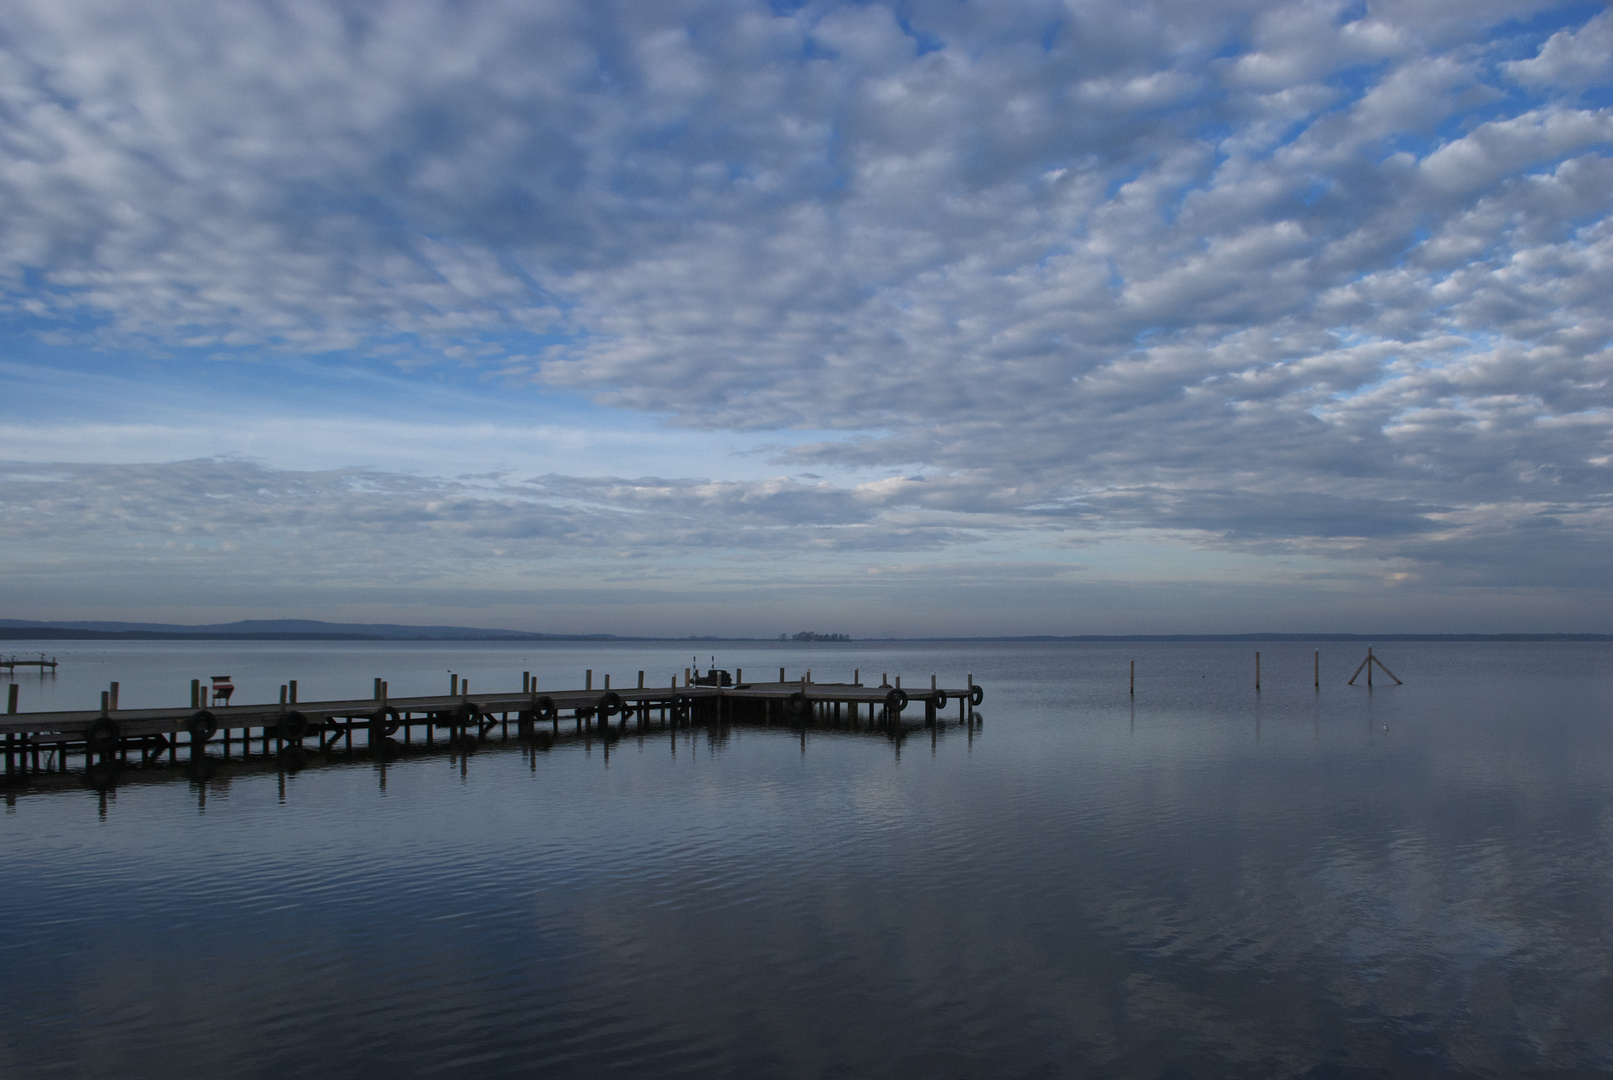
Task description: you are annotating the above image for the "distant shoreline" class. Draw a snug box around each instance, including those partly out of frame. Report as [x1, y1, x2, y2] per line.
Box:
[2, 625, 1609, 644]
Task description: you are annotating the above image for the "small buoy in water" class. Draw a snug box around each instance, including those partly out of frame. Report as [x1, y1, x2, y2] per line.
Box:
[1382, 725, 1389, 733]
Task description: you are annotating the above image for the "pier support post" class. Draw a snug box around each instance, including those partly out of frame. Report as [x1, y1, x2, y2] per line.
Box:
[6, 684, 16, 714]
[191, 679, 200, 708]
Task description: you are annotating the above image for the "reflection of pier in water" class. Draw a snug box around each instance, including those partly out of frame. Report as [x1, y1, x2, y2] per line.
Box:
[2, 667, 985, 788]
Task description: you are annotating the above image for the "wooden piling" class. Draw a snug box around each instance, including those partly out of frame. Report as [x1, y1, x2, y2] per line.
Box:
[451, 673, 458, 695]
[1255, 652, 1260, 691]
[638, 670, 645, 689]
[191, 679, 200, 708]
[6, 684, 16, 714]
[1130, 660, 1134, 695]
[586, 669, 593, 691]
[374, 677, 383, 700]
[110, 682, 119, 710]
[1314, 650, 1319, 689]
[290, 680, 298, 704]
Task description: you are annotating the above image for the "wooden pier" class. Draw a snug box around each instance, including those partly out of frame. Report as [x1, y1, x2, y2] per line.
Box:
[2, 654, 57, 672]
[1, 669, 984, 776]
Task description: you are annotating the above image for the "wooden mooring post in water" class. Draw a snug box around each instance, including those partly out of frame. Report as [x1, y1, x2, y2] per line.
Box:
[1348, 646, 1402, 687]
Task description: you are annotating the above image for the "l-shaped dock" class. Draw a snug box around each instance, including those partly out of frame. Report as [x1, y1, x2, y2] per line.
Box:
[2, 667, 985, 775]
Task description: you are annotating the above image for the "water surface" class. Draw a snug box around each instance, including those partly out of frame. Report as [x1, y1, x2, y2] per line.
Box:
[4, 639, 1612, 1078]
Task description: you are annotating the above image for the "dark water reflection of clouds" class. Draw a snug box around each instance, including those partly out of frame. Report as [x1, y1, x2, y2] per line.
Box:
[3, 640, 1612, 1077]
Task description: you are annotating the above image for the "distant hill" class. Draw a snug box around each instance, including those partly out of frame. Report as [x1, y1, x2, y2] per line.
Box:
[0, 620, 1607, 643]
[0, 618, 622, 641]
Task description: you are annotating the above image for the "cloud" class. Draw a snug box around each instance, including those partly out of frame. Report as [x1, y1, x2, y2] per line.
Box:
[0, 1, 1610, 628]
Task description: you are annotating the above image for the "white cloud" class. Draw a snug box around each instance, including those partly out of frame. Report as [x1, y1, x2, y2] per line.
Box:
[0, 1, 1610, 628]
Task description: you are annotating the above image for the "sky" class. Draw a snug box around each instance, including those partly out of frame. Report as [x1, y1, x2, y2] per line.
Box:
[1, 0, 1611, 636]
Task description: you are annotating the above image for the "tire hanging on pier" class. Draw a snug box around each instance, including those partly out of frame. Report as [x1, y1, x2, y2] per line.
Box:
[969, 684, 984, 706]
[86, 717, 120, 752]
[186, 710, 218, 743]
[534, 695, 557, 722]
[933, 690, 948, 708]
[885, 687, 908, 714]
[598, 691, 623, 717]
[279, 710, 310, 742]
[787, 691, 808, 716]
[670, 694, 690, 721]
[370, 707, 401, 738]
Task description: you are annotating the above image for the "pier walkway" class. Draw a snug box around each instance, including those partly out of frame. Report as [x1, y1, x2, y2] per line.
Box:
[2, 668, 984, 775]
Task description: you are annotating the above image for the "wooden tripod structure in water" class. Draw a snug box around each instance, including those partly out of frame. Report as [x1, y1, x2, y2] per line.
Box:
[1347, 646, 1402, 687]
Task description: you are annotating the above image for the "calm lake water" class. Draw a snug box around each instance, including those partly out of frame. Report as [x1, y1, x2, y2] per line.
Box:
[4, 638, 1612, 1079]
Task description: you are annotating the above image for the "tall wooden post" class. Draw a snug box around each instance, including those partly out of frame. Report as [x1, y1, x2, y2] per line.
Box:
[6, 683, 17, 714]
[1255, 652, 1260, 691]
[1130, 660, 1135, 696]
[1314, 651, 1319, 689]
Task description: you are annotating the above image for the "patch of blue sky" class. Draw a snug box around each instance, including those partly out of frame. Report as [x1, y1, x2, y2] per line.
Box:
[799, 35, 839, 62]
[1495, 2, 1608, 44]
[0, 328, 897, 485]
[1039, 20, 1061, 54]
[893, 12, 944, 57]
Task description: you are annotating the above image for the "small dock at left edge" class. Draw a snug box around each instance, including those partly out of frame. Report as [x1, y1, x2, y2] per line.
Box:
[2, 665, 986, 777]
[2, 654, 58, 673]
